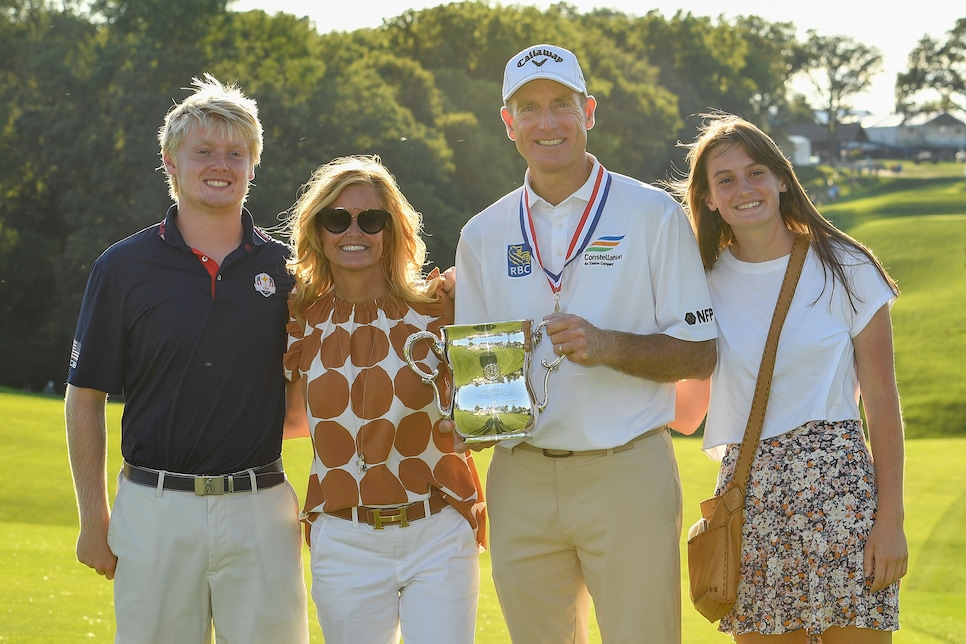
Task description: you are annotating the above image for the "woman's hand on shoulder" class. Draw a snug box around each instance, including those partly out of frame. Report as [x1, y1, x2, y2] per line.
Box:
[439, 266, 456, 301]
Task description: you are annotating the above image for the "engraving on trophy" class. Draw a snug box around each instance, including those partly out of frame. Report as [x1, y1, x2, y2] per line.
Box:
[480, 351, 502, 381]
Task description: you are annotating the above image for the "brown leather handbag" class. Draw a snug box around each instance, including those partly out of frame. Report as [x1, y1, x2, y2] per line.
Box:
[687, 235, 809, 622]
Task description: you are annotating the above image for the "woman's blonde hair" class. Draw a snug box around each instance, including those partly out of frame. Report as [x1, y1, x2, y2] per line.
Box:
[284, 155, 436, 318]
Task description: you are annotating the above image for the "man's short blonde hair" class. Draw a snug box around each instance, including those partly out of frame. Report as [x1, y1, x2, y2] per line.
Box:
[158, 74, 262, 202]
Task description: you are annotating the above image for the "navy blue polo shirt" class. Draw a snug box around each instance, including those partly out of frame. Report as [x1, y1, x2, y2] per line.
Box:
[67, 205, 295, 474]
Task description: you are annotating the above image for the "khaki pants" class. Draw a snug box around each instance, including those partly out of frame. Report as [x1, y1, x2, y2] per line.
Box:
[109, 471, 309, 644]
[488, 428, 682, 644]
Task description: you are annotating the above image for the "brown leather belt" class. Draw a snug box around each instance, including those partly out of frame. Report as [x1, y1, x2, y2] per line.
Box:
[122, 459, 285, 495]
[513, 425, 668, 458]
[324, 489, 448, 529]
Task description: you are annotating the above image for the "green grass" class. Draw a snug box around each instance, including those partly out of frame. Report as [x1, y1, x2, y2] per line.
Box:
[797, 160, 966, 208]
[868, 160, 966, 180]
[819, 171, 966, 437]
[2, 390, 965, 643]
[822, 172, 966, 231]
[854, 215, 966, 437]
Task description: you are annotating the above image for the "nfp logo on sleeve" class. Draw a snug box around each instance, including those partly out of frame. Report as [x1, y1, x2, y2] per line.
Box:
[507, 243, 533, 278]
[685, 308, 715, 325]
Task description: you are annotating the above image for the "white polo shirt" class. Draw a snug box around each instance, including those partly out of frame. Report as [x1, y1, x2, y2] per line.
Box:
[456, 157, 716, 450]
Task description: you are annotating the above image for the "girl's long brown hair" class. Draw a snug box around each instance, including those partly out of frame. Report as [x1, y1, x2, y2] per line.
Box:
[664, 112, 898, 305]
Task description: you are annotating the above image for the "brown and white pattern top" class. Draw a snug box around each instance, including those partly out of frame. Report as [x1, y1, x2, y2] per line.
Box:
[285, 286, 486, 548]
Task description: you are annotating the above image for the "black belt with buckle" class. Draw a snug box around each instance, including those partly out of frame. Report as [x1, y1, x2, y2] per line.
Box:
[122, 459, 285, 496]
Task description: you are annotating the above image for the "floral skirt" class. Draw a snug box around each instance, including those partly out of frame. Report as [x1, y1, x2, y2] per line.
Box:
[714, 419, 899, 640]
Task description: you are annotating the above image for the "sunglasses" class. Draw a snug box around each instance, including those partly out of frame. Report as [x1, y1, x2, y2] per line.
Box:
[318, 208, 390, 235]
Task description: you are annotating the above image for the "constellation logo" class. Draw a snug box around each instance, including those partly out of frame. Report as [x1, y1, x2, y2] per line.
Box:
[584, 235, 624, 266]
[685, 308, 715, 325]
[507, 243, 532, 277]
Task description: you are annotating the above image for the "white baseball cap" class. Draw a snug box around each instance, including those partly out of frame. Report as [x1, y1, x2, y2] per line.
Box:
[502, 44, 587, 103]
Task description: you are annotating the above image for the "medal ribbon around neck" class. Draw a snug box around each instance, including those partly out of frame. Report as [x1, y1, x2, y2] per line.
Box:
[518, 164, 612, 309]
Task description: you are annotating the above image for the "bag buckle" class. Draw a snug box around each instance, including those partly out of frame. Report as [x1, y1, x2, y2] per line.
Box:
[372, 506, 409, 529]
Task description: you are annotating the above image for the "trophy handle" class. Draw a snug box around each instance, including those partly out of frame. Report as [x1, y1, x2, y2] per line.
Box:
[531, 320, 565, 412]
[403, 331, 452, 416]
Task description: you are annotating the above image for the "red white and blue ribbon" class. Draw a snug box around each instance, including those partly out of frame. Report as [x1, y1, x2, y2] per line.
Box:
[518, 164, 612, 308]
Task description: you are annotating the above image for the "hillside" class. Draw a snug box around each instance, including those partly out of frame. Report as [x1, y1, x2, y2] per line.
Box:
[822, 167, 966, 437]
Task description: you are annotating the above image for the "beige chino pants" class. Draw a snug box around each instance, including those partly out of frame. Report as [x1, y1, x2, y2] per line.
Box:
[108, 471, 309, 644]
[488, 428, 683, 644]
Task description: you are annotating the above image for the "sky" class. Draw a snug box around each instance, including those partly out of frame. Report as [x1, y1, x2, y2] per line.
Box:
[232, 0, 962, 116]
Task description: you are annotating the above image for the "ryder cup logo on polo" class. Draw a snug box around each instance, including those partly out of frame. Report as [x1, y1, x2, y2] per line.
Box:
[253, 272, 276, 297]
[507, 243, 533, 277]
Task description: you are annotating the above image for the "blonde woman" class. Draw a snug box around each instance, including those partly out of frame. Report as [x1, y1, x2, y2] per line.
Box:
[283, 155, 485, 644]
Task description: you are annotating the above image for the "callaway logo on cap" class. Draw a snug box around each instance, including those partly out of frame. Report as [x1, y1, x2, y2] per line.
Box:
[502, 44, 588, 102]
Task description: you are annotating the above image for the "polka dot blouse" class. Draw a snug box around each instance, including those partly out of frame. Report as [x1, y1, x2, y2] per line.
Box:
[285, 287, 486, 548]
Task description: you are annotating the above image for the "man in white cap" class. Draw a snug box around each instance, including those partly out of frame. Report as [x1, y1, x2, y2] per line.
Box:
[453, 44, 718, 642]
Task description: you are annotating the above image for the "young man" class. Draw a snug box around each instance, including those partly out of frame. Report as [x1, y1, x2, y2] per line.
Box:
[65, 75, 308, 643]
[454, 44, 718, 643]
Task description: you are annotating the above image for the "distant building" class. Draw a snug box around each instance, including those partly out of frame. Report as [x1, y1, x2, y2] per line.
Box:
[784, 134, 813, 166]
[788, 111, 966, 162]
[862, 110, 966, 160]
[786, 122, 869, 163]
[859, 114, 905, 148]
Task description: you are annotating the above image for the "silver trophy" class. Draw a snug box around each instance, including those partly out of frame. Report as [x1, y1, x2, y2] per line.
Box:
[403, 319, 564, 443]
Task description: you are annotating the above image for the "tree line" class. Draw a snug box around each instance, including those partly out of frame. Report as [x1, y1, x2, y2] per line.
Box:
[1, 0, 962, 391]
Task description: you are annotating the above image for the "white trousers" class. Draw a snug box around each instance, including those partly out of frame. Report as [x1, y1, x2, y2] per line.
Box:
[108, 471, 309, 644]
[309, 505, 480, 644]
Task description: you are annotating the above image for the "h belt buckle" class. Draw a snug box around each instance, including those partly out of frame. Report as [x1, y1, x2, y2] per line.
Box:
[372, 506, 409, 530]
[194, 475, 234, 495]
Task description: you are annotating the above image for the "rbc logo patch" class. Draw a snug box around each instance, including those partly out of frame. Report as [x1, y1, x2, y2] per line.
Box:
[507, 244, 532, 278]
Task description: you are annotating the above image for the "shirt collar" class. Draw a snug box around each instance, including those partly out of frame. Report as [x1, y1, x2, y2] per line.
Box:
[523, 154, 603, 210]
[157, 205, 264, 251]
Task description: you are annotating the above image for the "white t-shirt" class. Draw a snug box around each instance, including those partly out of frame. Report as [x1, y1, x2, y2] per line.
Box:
[456, 157, 717, 450]
[702, 243, 896, 460]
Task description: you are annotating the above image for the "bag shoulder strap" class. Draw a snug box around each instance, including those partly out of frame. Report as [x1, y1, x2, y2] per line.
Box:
[729, 234, 809, 493]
